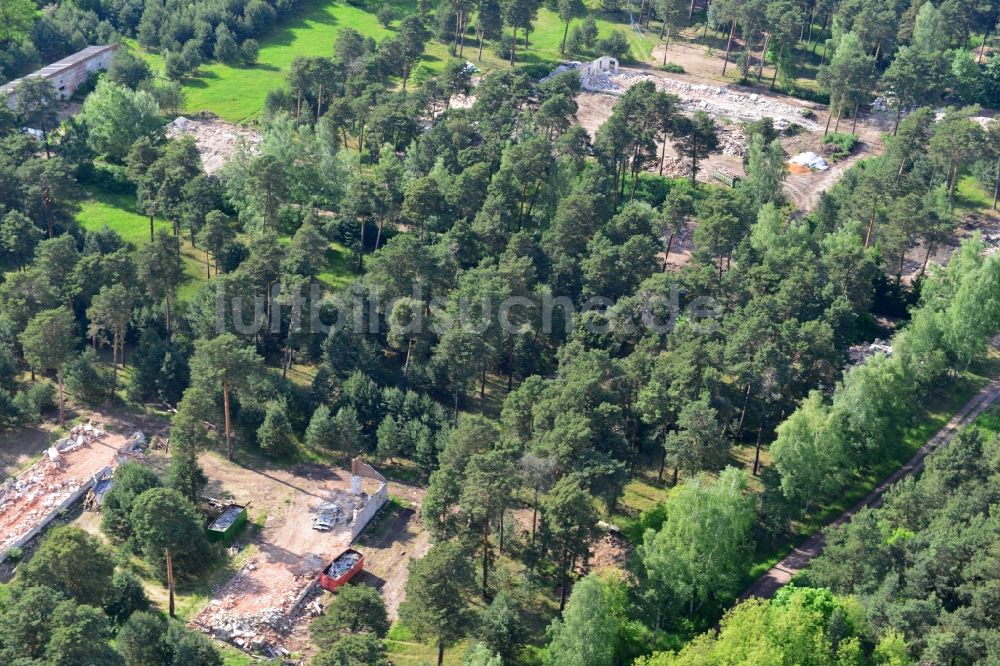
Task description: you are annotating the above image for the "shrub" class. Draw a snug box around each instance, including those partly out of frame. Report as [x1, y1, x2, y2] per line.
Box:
[305, 404, 336, 449]
[567, 25, 585, 53]
[240, 39, 259, 65]
[821, 132, 858, 161]
[4, 546, 23, 561]
[495, 34, 515, 61]
[142, 79, 185, 115]
[656, 62, 685, 74]
[781, 123, 806, 137]
[580, 16, 599, 48]
[103, 570, 150, 625]
[597, 30, 631, 61]
[130, 487, 213, 576]
[377, 5, 394, 27]
[166, 624, 223, 665]
[214, 25, 239, 63]
[0, 391, 20, 428]
[79, 161, 135, 195]
[166, 444, 208, 503]
[622, 502, 668, 544]
[118, 611, 169, 666]
[14, 381, 56, 425]
[64, 349, 113, 406]
[102, 460, 162, 542]
[164, 51, 189, 80]
[257, 401, 294, 457]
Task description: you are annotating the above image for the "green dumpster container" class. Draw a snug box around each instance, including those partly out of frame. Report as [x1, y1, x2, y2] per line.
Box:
[207, 504, 247, 543]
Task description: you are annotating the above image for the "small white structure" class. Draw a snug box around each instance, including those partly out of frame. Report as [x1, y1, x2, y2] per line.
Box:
[583, 56, 619, 78]
[349, 458, 389, 541]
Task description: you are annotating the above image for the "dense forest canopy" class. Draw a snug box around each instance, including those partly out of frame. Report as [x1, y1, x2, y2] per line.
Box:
[2, 0, 1000, 663]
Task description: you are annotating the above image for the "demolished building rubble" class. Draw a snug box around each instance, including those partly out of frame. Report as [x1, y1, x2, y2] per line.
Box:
[1, 423, 140, 559]
[165, 114, 262, 175]
[561, 59, 823, 133]
[847, 338, 893, 366]
[192, 458, 389, 656]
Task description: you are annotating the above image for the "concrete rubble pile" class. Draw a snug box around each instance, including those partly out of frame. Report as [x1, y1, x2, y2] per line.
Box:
[580, 69, 823, 133]
[196, 554, 317, 652]
[203, 604, 293, 644]
[648, 157, 690, 178]
[61, 423, 107, 451]
[166, 115, 262, 175]
[540, 61, 582, 83]
[717, 124, 747, 157]
[847, 338, 892, 365]
[313, 493, 365, 530]
[0, 423, 107, 552]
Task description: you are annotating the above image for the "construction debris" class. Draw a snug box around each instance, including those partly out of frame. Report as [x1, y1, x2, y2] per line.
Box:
[192, 459, 390, 656]
[324, 550, 361, 578]
[576, 66, 823, 132]
[165, 114, 261, 175]
[1, 423, 133, 558]
[84, 469, 114, 511]
[540, 61, 583, 83]
[210, 505, 245, 532]
[848, 338, 893, 365]
[312, 497, 362, 531]
[717, 124, 747, 157]
[193, 553, 325, 655]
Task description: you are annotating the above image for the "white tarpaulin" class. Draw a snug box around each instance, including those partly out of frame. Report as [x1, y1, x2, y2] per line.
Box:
[789, 151, 829, 171]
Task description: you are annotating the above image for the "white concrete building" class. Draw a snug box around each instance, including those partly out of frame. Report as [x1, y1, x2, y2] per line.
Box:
[3, 44, 118, 109]
[583, 55, 619, 78]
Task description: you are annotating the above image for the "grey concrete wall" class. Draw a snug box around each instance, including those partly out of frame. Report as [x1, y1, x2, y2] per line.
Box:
[350, 482, 388, 542]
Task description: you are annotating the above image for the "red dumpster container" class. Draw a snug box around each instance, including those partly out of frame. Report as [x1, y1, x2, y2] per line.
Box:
[318, 548, 364, 592]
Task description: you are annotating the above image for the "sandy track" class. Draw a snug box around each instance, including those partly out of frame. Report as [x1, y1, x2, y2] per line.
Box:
[741, 363, 1000, 600]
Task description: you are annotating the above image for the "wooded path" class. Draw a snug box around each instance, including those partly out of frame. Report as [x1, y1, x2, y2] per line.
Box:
[739, 373, 1000, 601]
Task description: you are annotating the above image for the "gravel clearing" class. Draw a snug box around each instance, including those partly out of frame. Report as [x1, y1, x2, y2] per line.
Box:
[574, 64, 822, 132]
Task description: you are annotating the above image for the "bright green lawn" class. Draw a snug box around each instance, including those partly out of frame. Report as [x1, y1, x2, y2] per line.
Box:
[139, 0, 658, 122]
[955, 173, 997, 214]
[75, 186, 207, 301]
[973, 403, 1000, 437]
[78, 186, 357, 297]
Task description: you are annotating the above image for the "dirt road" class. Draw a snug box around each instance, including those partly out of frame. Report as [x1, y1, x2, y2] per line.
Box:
[782, 141, 875, 212]
[740, 371, 1000, 600]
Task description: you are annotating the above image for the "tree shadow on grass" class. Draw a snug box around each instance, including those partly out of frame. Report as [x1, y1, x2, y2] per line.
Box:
[242, 61, 281, 72]
[182, 69, 220, 89]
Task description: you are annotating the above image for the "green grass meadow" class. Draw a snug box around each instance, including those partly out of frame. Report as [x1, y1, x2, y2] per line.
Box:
[139, 0, 658, 122]
[76, 185, 357, 297]
[75, 186, 208, 300]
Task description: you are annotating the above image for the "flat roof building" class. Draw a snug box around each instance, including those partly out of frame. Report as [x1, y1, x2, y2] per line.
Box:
[2, 44, 118, 109]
